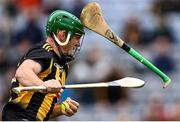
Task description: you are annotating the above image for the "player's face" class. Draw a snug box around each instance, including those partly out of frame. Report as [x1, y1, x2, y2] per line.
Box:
[60, 34, 83, 56]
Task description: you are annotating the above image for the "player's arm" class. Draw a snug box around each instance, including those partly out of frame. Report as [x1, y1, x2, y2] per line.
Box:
[50, 97, 80, 118]
[15, 59, 44, 86]
[15, 59, 62, 91]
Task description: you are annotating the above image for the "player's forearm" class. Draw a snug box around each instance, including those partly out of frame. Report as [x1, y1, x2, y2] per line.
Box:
[15, 67, 44, 86]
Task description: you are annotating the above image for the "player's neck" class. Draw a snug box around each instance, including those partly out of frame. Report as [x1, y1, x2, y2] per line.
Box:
[46, 37, 61, 57]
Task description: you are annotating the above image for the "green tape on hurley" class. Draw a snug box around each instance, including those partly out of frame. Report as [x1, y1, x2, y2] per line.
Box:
[128, 48, 171, 88]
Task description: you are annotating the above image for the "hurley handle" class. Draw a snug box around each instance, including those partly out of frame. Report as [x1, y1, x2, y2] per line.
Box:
[128, 48, 171, 88]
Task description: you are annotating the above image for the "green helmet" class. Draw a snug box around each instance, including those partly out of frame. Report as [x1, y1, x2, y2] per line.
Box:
[46, 10, 85, 37]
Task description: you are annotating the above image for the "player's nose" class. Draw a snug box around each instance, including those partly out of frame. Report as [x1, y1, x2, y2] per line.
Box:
[75, 39, 80, 46]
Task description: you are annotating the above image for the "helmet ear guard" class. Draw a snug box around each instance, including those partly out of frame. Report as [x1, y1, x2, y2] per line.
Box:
[53, 32, 71, 46]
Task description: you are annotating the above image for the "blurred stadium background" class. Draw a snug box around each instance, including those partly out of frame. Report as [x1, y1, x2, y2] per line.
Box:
[0, 0, 180, 121]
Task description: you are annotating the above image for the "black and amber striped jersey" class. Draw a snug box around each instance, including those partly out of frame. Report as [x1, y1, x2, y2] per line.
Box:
[8, 42, 69, 121]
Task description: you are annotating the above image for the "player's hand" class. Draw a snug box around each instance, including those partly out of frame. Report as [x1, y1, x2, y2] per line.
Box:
[60, 97, 80, 117]
[43, 79, 63, 93]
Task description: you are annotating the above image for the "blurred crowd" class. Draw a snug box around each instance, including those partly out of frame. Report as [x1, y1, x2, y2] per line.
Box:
[0, 0, 179, 121]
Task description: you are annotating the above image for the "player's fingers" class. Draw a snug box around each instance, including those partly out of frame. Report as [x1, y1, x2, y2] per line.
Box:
[60, 89, 64, 93]
[65, 107, 74, 116]
[67, 97, 80, 108]
[67, 101, 78, 113]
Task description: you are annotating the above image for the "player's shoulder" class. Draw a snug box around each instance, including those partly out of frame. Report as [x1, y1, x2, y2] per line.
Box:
[25, 42, 54, 59]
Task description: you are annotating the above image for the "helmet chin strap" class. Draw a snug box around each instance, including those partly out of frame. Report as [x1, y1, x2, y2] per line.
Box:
[53, 32, 71, 46]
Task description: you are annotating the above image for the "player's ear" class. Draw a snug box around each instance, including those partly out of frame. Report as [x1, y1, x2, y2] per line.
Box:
[57, 30, 66, 40]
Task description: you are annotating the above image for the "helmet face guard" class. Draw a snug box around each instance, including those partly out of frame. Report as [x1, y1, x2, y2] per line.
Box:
[46, 10, 85, 62]
[54, 33, 84, 63]
[66, 34, 84, 60]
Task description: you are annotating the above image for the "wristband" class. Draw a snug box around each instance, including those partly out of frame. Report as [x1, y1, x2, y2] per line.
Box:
[60, 101, 69, 111]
